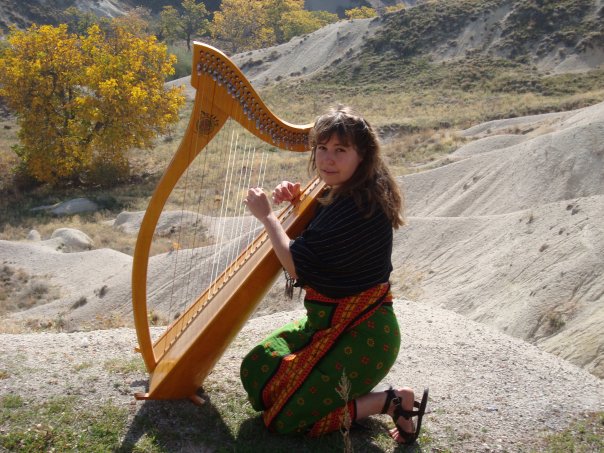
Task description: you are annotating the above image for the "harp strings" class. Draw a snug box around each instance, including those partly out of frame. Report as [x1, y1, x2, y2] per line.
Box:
[149, 70, 309, 355]
[160, 108, 274, 349]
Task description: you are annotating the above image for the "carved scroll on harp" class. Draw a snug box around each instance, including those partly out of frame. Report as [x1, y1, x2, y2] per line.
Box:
[131, 42, 323, 402]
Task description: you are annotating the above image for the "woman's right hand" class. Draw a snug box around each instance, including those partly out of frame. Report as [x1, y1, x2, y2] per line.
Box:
[272, 181, 301, 205]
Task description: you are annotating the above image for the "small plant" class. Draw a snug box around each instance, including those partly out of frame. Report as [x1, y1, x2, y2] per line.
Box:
[548, 312, 566, 333]
[71, 296, 87, 309]
[51, 312, 68, 332]
[73, 361, 93, 372]
[336, 370, 353, 453]
[94, 285, 108, 298]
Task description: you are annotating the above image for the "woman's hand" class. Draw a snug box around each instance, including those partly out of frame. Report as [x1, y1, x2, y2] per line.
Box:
[244, 186, 298, 279]
[272, 181, 301, 205]
[244, 187, 273, 223]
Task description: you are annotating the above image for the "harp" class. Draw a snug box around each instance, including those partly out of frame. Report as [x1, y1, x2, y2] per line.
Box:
[131, 42, 323, 403]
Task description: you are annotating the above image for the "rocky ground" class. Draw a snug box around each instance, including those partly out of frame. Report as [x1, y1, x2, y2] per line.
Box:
[1, 300, 602, 452]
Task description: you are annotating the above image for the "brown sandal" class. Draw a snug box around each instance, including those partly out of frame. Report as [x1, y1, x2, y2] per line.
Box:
[381, 387, 429, 444]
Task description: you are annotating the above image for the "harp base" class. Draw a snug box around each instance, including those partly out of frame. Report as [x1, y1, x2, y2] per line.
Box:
[133, 392, 206, 406]
[134, 392, 150, 401]
[189, 394, 206, 406]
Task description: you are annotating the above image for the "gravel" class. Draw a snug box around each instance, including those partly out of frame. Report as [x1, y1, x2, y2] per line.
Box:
[1, 299, 602, 452]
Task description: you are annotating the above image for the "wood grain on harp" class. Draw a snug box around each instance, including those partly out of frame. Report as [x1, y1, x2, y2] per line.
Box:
[131, 42, 323, 403]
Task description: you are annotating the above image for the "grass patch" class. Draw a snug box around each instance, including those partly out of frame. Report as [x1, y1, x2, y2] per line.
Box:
[538, 412, 604, 453]
[1, 388, 599, 451]
[104, 357, 147, 375]
[0, 391, 425, 452]
[0, 395, 127, 452]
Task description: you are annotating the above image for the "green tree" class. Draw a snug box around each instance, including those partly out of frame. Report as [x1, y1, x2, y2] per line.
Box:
[265, 0, 305, 43]
[160, 0, 209, 51]
[63, 6, 106, 35]
[0, 24, 185, 186]
[112, 7, 154, 37]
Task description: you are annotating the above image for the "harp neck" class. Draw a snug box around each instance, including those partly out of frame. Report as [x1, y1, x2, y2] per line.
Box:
[192, 42, 313, 152]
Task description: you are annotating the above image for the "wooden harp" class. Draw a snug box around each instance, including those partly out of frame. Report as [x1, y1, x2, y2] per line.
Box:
[131, 42, 323, 403]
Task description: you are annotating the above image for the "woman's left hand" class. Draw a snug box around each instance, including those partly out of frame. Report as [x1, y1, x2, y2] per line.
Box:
[244, 187, 273, 222]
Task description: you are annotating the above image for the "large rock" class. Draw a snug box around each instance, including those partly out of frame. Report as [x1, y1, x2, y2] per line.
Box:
[49, 228, 94, 252]
[31, 197, 99, 216]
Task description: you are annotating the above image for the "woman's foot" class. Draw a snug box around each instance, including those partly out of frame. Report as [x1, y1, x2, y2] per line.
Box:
[381, 387, 429, 444]
[381, 387, 416, 443]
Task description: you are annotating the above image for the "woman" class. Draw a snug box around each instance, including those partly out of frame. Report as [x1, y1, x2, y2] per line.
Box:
[242, 106, 428, 444]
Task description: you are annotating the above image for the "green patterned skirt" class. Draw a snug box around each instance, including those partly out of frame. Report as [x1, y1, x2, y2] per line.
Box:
[240, 283, 400, 436]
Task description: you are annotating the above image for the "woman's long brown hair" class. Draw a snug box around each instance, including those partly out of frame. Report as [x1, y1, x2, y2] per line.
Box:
[309, 106, 405, 228]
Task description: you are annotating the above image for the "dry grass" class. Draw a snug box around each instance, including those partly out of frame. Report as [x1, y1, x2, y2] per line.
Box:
[0, 265, 61, 317]
[0, 117, 19, 192]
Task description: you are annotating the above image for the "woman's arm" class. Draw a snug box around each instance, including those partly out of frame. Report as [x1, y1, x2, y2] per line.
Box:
[244, 187, 298, 279]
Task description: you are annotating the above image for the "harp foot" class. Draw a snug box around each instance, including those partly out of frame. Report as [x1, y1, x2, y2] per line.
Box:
[189, 394, 206, 406]
[134, 392, 150, 400]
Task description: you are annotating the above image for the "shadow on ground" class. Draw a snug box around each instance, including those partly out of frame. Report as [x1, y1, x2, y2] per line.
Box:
[117, 390, 423, 452]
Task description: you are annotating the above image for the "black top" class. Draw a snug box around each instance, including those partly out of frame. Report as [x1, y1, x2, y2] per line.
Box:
[290, 194, 393, 299]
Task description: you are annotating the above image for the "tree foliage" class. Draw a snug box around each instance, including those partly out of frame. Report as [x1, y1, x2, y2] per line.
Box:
[111, 7, 155, 37]
[345, 7, 378, 20]
[385, 4, 406, 14]
[63, 6, 106, 35]
[211, 0, 276, 52]
[160, 0, 209, 50]
[264, 0, 305, 43]
[211, 0, 338, 52]
[0, 23, 185, 186]
[280, 9, 339, 42]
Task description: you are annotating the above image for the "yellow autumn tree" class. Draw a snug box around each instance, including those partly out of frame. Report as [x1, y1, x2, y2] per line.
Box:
[211, 0, 276, 52]
[212, 0, 338, 51]
[345, 7, 378, 20]
[385, 4, 406, 14]
[0, 23, 185, 186]
[280, 9, 338, 42]
[264, 0, 305, 43]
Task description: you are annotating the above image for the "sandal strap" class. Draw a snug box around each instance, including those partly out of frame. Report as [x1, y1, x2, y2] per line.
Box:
[392, 388, 430, 445]
[380, 387, 397, 414]
[393, 405, 419, 420]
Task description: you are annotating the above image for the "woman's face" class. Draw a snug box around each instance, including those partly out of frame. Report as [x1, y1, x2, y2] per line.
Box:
[314, 134, 362, 187]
